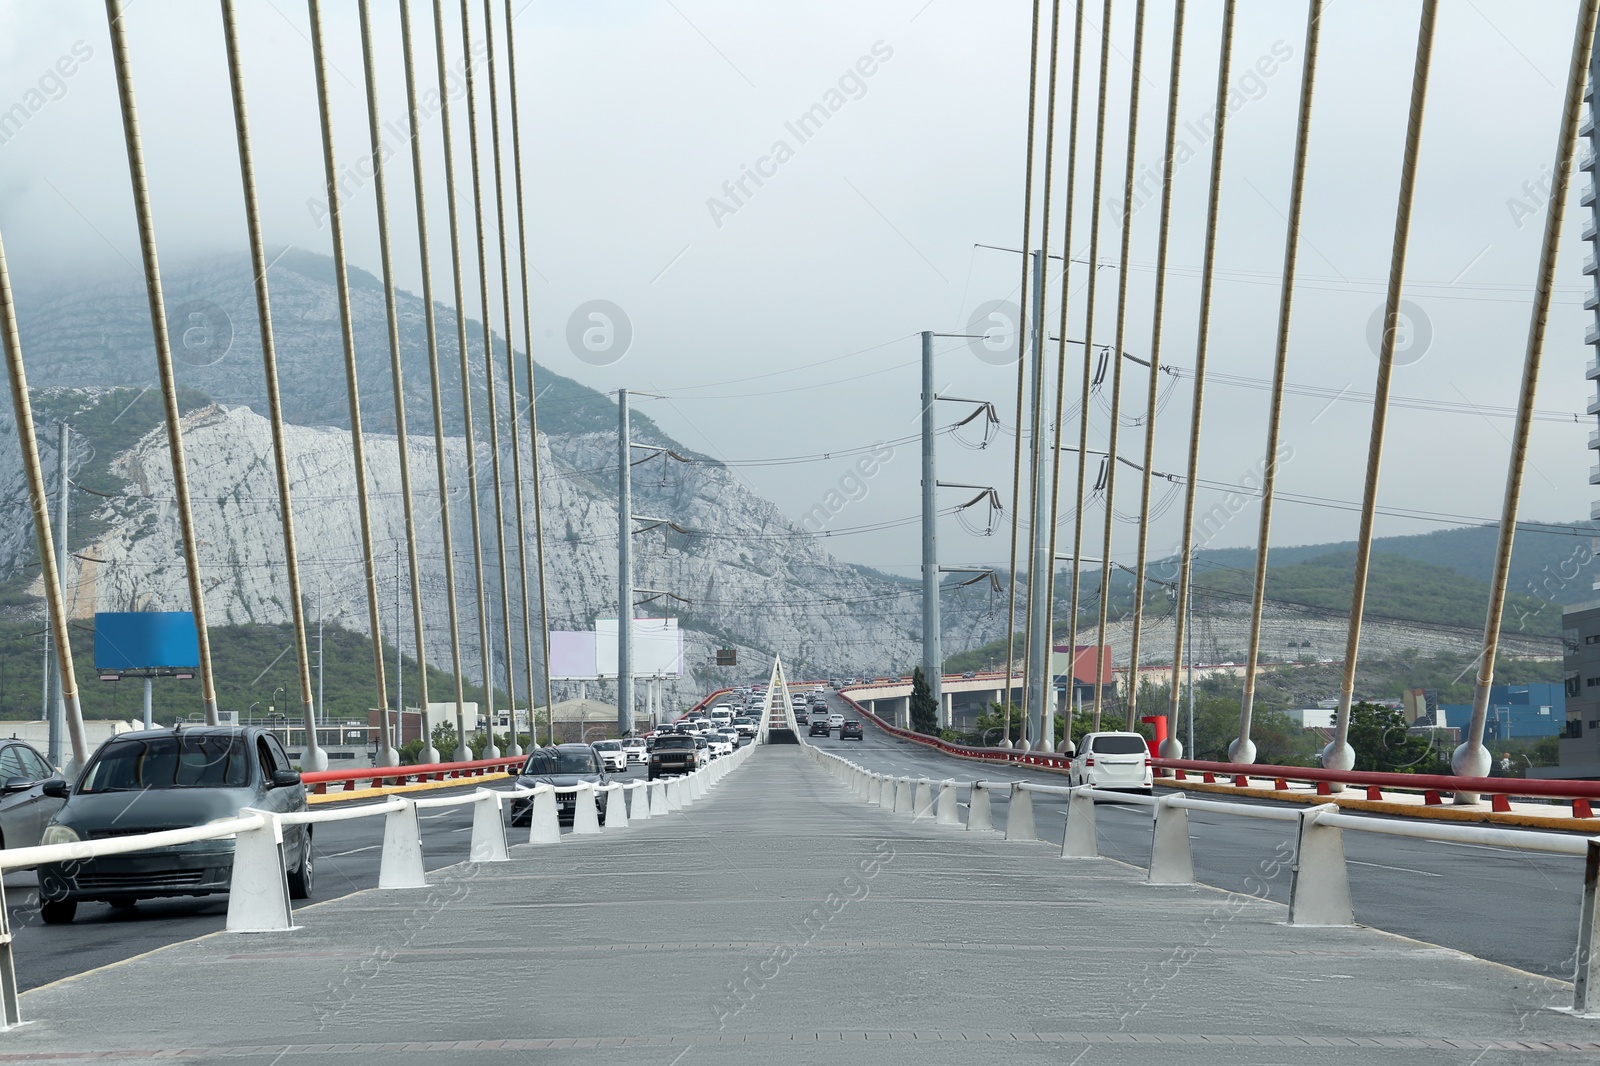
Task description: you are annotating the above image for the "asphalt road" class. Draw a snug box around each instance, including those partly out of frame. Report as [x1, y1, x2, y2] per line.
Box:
[808, 691, 1588, 981]
[4, 760, 662, 992]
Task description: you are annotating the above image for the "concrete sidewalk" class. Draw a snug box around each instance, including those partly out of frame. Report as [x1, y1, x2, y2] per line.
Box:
[5, 745, 1599, 1064]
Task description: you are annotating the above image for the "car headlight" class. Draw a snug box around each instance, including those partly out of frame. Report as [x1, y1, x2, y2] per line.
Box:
[42, 824, 80, 847]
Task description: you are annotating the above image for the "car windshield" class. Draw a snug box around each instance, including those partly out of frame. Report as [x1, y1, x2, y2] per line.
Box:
[1091, 735, 1149, 755]
[79, 734, 251, 792]
[593, 741, 622, 751]
[522, 750, 598, 774]
[654, 736, 696, 750]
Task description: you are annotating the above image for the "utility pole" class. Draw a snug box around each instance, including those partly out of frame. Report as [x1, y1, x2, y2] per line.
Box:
[920, 331, 941, 721]
[395, 544, 403, 754]
[617, 389, 633, 738]
[1022, 248, 1052, 750]
[48, 422, 67, 768]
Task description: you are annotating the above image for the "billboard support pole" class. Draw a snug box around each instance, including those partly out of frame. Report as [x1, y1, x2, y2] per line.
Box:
[617, 390, 633, 738]
[143, 676, 153, 731]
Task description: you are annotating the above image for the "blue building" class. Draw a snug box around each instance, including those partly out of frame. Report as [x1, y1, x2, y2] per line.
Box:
[1435, 683, 1563, 741]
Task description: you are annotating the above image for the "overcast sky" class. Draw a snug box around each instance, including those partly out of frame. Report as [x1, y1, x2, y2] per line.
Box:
[0, 0, 1593, 582]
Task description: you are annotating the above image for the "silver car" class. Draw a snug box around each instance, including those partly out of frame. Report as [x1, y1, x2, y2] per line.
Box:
[0, 739, 66, 850]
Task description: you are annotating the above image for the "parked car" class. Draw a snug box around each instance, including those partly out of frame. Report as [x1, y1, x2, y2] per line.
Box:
[509, 745, 611, 825]
[591, 739, 629, 773]
[35, 726, 310, 924]
[1068, 732, 1154, 793]
[622, 737, 648, 764]
[840, 721, 863, 741]
[809, 719, 831, 737]
[647, 734, 699, 779]
[0, 738, 66, 850]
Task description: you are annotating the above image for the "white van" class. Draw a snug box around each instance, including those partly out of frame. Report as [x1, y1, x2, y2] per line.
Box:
[710, 707, 733, 727]
[1068, 732, 1153, 793]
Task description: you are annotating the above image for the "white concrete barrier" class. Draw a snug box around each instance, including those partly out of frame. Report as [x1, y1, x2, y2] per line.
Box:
[602, 783, 629, 830]
[629, 781, 651, 822]
[469, 789, 510, 863]
[1061, 787, 1097, 858]
[1146, 792, 1193, 886]
[570, 783, 602, 836]
[935, 781, 961, 826]
[225, 809, 292, 933]
[1005, 783, 1037, 843]
[913, 778, 934, 819]
[1287, 804, 1352, 926]
[528, 786, 561, 844]
[893, 777, 913, 815]
[968, 781, 995, 832]
[379, 798, 428, 888]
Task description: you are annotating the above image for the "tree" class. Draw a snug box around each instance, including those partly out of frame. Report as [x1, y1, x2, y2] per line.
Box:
[909, 667, 939, 736]
[1347, 701, 1437, 772]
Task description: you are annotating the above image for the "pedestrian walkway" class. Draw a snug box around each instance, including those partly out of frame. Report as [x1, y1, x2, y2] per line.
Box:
[6, 746, 1600, 1064]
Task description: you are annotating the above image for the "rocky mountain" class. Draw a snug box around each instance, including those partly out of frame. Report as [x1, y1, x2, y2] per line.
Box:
[0, 253, 1006, 710]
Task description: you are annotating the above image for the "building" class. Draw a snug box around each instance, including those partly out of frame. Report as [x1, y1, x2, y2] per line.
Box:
[1549, 600, 1600, 778]
[541, 698, 649, 744]
[1434, 684, 1563, 741]
[1049, 645, 1113, 707]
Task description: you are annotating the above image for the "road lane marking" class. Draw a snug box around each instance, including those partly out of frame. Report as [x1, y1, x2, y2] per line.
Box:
[1348, 859, 1443, 878]
[325, 845, 382, 858]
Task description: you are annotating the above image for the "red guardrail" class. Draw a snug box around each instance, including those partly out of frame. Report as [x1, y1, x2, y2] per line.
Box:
[300, 756, 525, 795]
[836, 690, 1600, 818]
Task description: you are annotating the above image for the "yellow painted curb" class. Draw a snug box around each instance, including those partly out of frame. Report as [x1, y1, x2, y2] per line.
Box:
[307, 771, 511, 805]
[1158, 776, 1600, 833]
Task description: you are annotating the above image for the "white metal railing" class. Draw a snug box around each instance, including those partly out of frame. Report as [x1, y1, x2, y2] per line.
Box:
[0, 736, 759, 1029]
[798, 740, 1600, 1015]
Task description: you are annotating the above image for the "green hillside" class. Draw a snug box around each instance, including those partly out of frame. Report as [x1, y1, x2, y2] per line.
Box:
[1190, 552, 1558, 636]
[0, 618, 509, 725]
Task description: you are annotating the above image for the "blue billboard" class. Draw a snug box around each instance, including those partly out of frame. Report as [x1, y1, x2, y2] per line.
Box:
[95, 612, 201, 672]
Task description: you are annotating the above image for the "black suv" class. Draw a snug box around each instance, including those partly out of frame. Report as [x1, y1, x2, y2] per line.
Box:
[808, 719, 831, 737]
[36, 726, 310, 924]
[509, 745, 610, 825]
[649, 733, 699, 779]
[840, 721, 863, 740]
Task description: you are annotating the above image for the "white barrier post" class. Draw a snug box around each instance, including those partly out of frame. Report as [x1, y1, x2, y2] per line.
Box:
[379, 798, 428, 888]
[1288, 804, 1353, 927]
[528, 786, 561, 844]
[1146, 792, 1194, 885]
[893, 777, 913, 815]
[470, 789, 510, 863]
[1005, 783, 1038, 843]
[866, 774, 883, 806]
[629, 781, 652, 822]
[604, 783, 630, 829]
[1062, 787, 1098, 858]
[913, 778, 934, 819]
[968, 781, 995, 832]
[226, 811, 293, 932]
[1575, 838, 1599, 1014]
[651, 779, 671, 816]
[935, 780, 961, 826]
[665, 776, 684, 811]
[571, 783, 603, 835]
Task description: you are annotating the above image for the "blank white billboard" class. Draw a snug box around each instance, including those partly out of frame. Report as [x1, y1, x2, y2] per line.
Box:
[596, 618, 683, 678]
[550, 631, 599, 680]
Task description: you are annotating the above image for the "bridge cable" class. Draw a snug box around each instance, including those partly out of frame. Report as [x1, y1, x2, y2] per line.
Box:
[307, 0, 393, 767]
[399, 0, 469, 765]
[356, 0, 422, 765]
[1328, 0, 1438, 775]
[103, 0, 220, 730]
[1237, 0, 1324, 765]
[432, 0, 496, 761]
[1066, 0, 1112, 737]
[501, 0, 557, 741]
[457, 0, 517, 761]
[1000, 0, 1048, 747]
[1124, 0, 1186, 735]
[219, 0, 328, 765]
[1461, 0, 1600, 787]
[1166, 0, 1236, 753]
[1093, 0, 1146, 734]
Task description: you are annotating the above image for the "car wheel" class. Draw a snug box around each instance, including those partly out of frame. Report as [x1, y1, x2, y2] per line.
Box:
[288, 843, 315, 900]
[40, 900, 76, 925]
